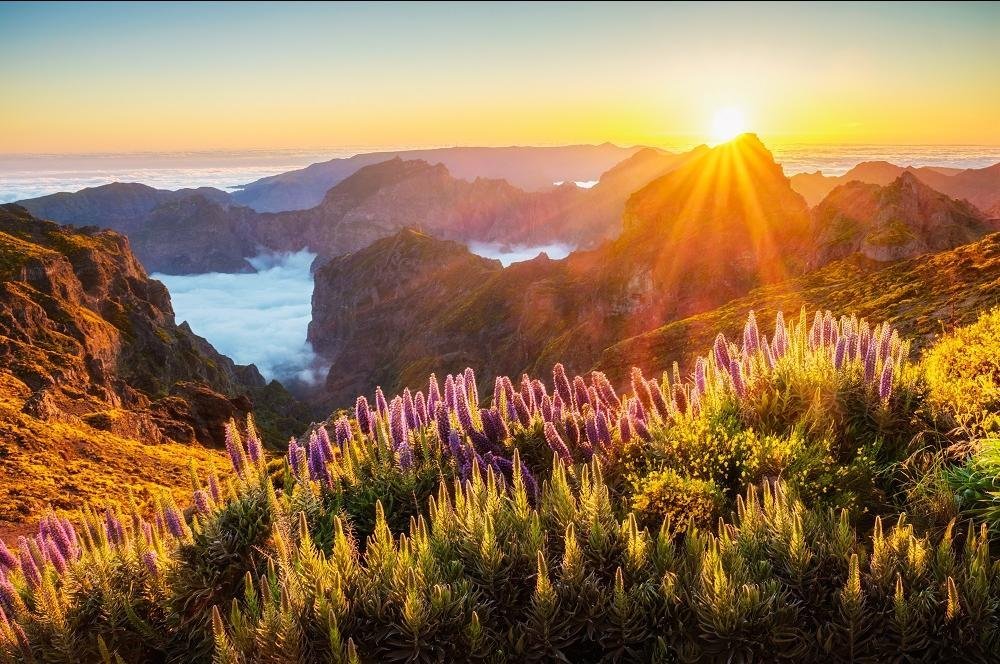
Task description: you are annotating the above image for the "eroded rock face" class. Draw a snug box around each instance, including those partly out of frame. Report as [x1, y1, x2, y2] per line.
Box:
[809, 172, 999, 267]
[0, 204, 277, 447]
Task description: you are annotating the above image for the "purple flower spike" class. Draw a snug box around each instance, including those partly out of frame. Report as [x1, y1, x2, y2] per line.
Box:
[543, 422, 573, 464]
[164, 505, 186, 539]
[592, 371, 621, 411]
[447, 429, 465, 461]
[444, 375, 457, 412]
[573, 375, 590, 410]
[464, 367, 479, 405]
[335, 416, 352, 447]
[104, 510, 125, 546]
[390, 397, 409, 449]
[455, 384, 478, 435]
[193, 490, 212, 515]
[224, 424, 246, 476]
[317, 425, 335, 460]
[403, 388, 417, 429]
[435, 403, 451, 445]
[541, 395, 553, 422]
[0, 573, 17, 613]
[713, 333, 732, 372]
[673, 384, 688, 416]
[833, 336, 848, 370]
[288, 438, 302, 474]
[864, 343, 877, 383]
[631, 367, 653, 412]
[375, 386, 389, 416]
[143, 550, 159, 577]
[17, 541, 41, 589]
[414, 391, 428, 427]
[596, 411, 612, 448]
[428, 374, 442, 414]
[44, 539, 67, 575]
[553, 363, 574, 409]
[355, 397, 372, 435]
[728, 360, 747, 399]
[512, 393, 532, 427]
[743, 311, 760, 356]
[552, 394, 564, 423]
[648, 380, 669, 420]
[584, 412, 600, 449]
[694, 358, 707, 396]
[245, 426, 263, 465]
[633, 415, 652, 441]
[619, 413, 633, 443]
[207, 473, 222, 503]
[879, 361, 894, 402]
[396, 440, 414, 470]
[0, 540, 18, 574]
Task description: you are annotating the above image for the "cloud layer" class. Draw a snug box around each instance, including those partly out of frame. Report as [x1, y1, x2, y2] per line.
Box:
[467, 241, 574, 266]
[153, 250, 325, 386]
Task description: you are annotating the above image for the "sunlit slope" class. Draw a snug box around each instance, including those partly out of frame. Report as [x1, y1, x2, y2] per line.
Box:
[598, 231, 1000, 381]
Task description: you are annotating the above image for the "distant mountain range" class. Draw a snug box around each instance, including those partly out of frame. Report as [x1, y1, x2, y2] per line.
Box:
[17, 146, 701, 274]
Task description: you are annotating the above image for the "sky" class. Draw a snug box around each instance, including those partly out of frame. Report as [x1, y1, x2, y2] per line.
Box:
[1, 1, 999, 153]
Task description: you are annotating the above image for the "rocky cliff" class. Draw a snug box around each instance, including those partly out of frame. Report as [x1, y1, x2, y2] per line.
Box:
[809, 172, 998, 266]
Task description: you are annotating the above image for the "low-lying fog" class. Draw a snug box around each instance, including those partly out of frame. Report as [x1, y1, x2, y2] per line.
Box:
[467, 241, 574, 266]
[153, 250, 326, 388]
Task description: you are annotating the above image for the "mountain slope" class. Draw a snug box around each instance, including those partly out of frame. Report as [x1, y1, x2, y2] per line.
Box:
[790, 160, 1000, 209]
[308, 135, 815, 404]
[809, 172, 998, 266]
[0, 204, 307, 530]
[598, 231, 1000, 383]
[231, 144, 644, 211]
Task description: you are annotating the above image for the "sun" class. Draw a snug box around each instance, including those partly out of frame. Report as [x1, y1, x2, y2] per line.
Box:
[710, 107, 748, 144]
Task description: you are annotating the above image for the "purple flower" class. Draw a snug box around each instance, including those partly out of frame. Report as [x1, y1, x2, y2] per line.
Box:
[713, 333, 732, 372]
[519, 464, 539, 505]
[648, 380, 669, 420]
[288, 438, 302, 474]
[544, 422, 573, 464]
[208, 473, 222, 503]
[630, 367, 653, 412]
[596, 411, 612, 448]
[428, 374, 442, 414]
[245, 426, 263, 465]
[694, 359, 707, 396]
[317, 425, 335, 460]
[104, 509, 125, 546]
[396, 440, 414, 470]
[561, 415, 578, 448]
[0, 573, 17, 614]
[809, 311, 823, 350]
[619, 413, 633, 443]
[762, 339, 775, 370]
[0, 540, 17, 573]
[864, 343, 877, 383]
[335, 416, 352, 447]
[193, 490, 212, 515]
[356, 396, 372, 435]
[879, 361, 894, 401]
[541, 395, 553, 422]
[552, 394, 564, 423]
[833, 336, 847, 370]
[464, 367, 479, 406]
[553, 364, 574, 410]
[435, 403, 451, 445]
[414, 391, 428, 427]
[164, 505, 186, 539]
[308, 434, 331, 485]
[573, 375, 590, 410]
[455, 383, 478, 435]
[673, 384, 688, 415]
[824, 311, 835, 348]
[403, 388, 417, 429]
[225, 424, 246, 476]
[512, 393, 532, 427]
[728, 359, 747, 399]
[447, 429, 465, 461]
[17, 539, 41, 588]
[772, 311, 788, 358]
[44, 539, 67, 575]
[485, 407, 508, 445]
[743, 311, 760, 356]
[879, 324, 894, 364]
[375, 386, 389, 416]
[520, 374, 536, 412]
[444, 374, 458, 412]
[143, 550, 159, 577]
[584, 412, 600, 449]
[592, 371, 621, 411]
[389, 397, 409, 449]
[633, 415, 652, 441]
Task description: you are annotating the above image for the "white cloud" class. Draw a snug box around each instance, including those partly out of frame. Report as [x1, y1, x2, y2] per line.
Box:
[467, 241, 574, 267]
[153, 250, 326, 387]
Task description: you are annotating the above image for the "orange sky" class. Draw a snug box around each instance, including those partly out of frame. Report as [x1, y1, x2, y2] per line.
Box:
[2, 2, 999, 153]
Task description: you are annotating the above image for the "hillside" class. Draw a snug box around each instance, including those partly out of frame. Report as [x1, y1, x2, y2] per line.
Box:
[230, 143, 645, 211]
[790, 160, 1000, 210]
[0, 205, 307, 533]
[598, 230, 1000, 382]
[307, 135, 817, 405]
[809, 172, 998, 266]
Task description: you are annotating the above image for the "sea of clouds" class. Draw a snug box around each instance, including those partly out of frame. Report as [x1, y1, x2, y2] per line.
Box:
[152, 250, 326, 387]
[467, 241, 574, 266]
